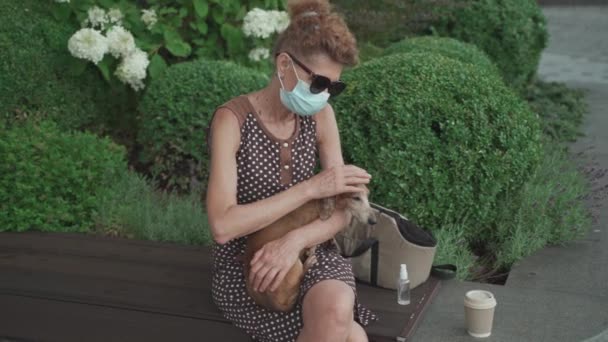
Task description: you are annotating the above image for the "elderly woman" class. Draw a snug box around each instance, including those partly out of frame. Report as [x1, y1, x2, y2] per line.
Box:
[205, 0, 379, 341]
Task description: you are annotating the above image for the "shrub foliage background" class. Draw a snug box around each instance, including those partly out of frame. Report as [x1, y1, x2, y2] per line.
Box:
[333, 52, 543, 239]
[0, 0, 590, 281]
[0, 119, 128, 233]
[383, 36, 499, 76]
[137, 59, 268, 193]
[0, 0, 130, 134]
[430, 0, 548, 93]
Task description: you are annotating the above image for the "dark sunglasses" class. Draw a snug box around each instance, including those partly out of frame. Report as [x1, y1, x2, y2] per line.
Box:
[277, 52, 347, 97]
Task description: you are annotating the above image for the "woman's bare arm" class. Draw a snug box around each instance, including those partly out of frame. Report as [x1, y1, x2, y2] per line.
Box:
[206, 107, 315, 245]
[282, 205, 351, 251]
[282, 103, 362, 249]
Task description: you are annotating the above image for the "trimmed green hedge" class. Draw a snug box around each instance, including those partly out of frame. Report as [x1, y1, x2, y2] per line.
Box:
[137, 59, 268, 193]
[383, 36, 499, 75]
[333, 52, 543, 238]
[430, 0, 548, 93]
[0, 119, 128, 232]
[0, 0, 128, 133]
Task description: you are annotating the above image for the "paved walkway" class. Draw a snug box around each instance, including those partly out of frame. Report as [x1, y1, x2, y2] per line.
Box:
[412, 6, 608, 341]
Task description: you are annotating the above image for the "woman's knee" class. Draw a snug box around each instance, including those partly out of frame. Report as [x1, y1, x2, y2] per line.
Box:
[302, 280, 355, 328]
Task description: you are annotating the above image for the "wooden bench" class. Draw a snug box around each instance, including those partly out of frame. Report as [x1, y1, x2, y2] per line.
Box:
[0, 231, 440, 342]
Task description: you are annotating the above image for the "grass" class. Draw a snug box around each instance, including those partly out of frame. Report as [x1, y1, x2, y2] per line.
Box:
[525, 78, 589, 143]
[92, 169, 213, 247]
[432, 224, 476, 280]
[491, 139, 591, 269]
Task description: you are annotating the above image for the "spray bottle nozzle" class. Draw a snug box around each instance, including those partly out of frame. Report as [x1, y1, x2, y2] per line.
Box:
[400, 264, 408, 280]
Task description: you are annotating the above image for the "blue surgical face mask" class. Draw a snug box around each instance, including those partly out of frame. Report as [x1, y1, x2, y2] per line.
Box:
[278, 60, 330, 116]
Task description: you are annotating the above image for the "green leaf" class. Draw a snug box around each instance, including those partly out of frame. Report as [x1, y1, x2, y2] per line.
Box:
[76, 1, 92, 11]
[159, 7, 179, 15]
[192, 38, 206, 46]
[193, 0, 209, 18]
[179, 7, 189, 18]
[211, 6, 224, 24]
[164, 29, 192, 57]
[98, 0, 115, 8]
[195, 19, 208, 34]
[220, 23, 244, 56]
[51, 4, 72, 21]
[168, 41, 192, 57]
[97, 59, 112, 83]
[149, 54, 168, 79]
[236, 5, 247, 20]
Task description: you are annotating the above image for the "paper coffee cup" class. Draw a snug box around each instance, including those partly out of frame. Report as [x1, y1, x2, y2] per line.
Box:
[464, 290, 497, 338]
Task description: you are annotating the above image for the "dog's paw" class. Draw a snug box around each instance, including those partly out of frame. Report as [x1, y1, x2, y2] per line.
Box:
[318, 197, 336, 220]
[303, 254, 318, 271]
[305, 245, 317, 258]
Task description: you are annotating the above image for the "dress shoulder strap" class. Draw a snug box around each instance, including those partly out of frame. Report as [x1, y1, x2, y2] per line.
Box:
[205, 95, 252, 156]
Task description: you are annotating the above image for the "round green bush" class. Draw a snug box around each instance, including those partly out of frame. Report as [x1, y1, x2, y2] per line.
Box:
[0, 119, 128, 233]
[332, 0, 442, 47]
[429, 0, 548, 93]
[137, 59, 268, 193]
[332, 52, 543, 237]
[0, 0, 130, 133]
[383, 36, 499, 76]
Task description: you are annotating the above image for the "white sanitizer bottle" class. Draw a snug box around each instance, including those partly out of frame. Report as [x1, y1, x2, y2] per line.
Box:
[397, 264, 411, 305]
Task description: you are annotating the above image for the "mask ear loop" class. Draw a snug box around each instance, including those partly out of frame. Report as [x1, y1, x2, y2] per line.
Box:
[277, 57, 301, 90]
[289, 58, 302, 81]
[277, 71, 286, 89]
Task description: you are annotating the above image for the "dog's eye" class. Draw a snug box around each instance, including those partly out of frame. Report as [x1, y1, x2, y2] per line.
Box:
[353, 197, 361, 201]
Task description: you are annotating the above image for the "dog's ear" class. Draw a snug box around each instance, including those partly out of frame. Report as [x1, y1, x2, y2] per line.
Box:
[318, 196, 336, 220]
[335, 193, 348, 210]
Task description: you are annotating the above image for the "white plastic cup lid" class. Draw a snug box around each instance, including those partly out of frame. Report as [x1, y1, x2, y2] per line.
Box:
[464, 290, 497, 310]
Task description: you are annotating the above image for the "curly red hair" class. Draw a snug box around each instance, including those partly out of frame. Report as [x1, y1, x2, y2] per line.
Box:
[272, 0, 359, 66]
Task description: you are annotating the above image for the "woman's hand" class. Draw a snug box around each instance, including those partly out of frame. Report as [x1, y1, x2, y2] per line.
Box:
[249, 234, 302, 293]
[306, 164, 371, 200]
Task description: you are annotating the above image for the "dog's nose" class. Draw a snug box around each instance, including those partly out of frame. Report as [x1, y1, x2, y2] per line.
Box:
[368, 217, 377, 225]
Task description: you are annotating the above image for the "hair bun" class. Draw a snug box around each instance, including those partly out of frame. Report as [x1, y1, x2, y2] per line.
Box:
[273, 0, 359, 66]
[287, 0, 331, 20]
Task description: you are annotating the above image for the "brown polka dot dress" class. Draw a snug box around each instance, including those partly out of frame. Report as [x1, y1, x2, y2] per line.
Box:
[206, 95, 379, 341]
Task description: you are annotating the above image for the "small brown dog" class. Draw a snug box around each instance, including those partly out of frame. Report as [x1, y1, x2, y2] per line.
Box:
[242, 183, 377, 312]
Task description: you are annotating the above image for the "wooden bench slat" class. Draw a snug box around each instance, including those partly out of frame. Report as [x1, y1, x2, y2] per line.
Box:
[0, 231, 441, 341]
[0, 231, 210, 268]
[0, 293, 250, 342]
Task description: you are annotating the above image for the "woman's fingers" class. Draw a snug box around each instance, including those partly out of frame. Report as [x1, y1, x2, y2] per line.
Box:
[251, 248, 263, 266]
[342, 165, 371, 178]
[344, 186, 367, 193]
[252, 265, 272, 291]
[344, 175, 371, 184]
[269, 269, 287, 292]
[259, 268, 280, 293]
[250, 249, 267, 282]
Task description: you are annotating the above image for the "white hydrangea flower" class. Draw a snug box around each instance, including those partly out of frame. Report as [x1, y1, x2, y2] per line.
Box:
[243, 8, 275, 39]
[248, 47, 270, 62]
[106, 25, 136, 59]
[107, 8, 124, 26]
[115, 48, 150, 91]
[88, 6, 109, 30]
[68, 28, 108, 64]
[243, 8, 290, 38]
[271, 10, 290, 33]
[54, 0, 70, 3]
[141, 9, 158, 31]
